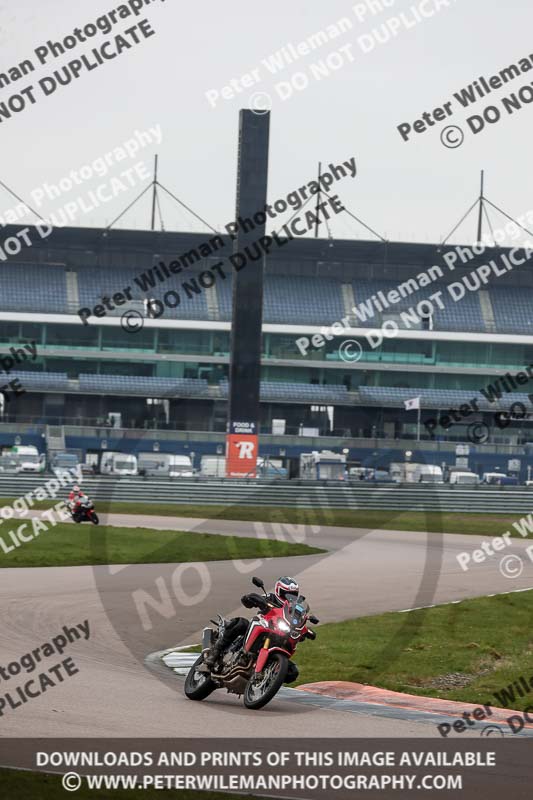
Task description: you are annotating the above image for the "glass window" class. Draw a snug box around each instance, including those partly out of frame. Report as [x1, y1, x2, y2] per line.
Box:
[19, 323, 42, 342]
[101, 327, 155, 351]
[157, 329, 218, 355]
[0, 322, 20, 342]
[100, 361, 152, 377]
[46, 324, 99, 348]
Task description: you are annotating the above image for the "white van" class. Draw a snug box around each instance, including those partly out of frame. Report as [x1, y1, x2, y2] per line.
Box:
[201, 456, 226, 478]
[348, 467, 373, 480]
[100, 452, 138, 476]
[51, 451, 80, 476]
[7, 446, 46, 473]
[413, 465, 444, 483]
[482, 472, 507, 485]
[138, 453, 168, 476]
[168, 455, 194, 478]
[449, 471, 479, 485]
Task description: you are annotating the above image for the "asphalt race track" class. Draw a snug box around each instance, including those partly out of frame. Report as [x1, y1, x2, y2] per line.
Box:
[1, 512, 532, 739]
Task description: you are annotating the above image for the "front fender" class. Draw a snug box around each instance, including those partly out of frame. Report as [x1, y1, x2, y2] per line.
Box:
[255, 646, 291, 673]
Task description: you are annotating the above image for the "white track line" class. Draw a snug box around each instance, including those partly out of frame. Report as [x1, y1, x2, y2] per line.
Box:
[161, 645, 200, 676]
[397, 586, 533, 613]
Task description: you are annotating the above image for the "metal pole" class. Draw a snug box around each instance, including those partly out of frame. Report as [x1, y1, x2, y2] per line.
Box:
[151, 154, 158, 231]
[315, 162, 322, 238]
[476, 169, 484, 243]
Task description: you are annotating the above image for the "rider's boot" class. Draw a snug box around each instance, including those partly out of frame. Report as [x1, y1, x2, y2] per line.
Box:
[204, 636, 224, 668]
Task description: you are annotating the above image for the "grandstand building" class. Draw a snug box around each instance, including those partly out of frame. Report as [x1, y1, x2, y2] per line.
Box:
[1, 222, 533, 477]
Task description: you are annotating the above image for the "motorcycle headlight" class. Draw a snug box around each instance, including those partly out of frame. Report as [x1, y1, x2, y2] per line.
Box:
[276, 620, 290, 633]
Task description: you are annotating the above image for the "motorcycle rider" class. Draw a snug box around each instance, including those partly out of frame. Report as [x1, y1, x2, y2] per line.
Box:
[205, 577, 300, 668]
[68, 485, 86, 516]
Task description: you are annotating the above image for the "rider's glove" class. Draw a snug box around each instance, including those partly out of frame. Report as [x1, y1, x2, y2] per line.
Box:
[241, 593, 269, 611]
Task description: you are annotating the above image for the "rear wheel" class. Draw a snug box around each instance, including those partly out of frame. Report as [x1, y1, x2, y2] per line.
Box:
[244, 652, 288, 709]
[184, 655, 217, 701]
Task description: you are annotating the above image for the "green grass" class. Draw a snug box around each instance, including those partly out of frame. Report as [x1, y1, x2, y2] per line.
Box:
[2, 500, 532, 538]
[294, 591, 533, 710]
[0, 524, 323, 568]
[0, 768, 259, 800]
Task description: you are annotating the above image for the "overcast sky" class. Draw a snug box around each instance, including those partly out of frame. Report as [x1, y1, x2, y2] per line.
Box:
[1, 0, 532, 246]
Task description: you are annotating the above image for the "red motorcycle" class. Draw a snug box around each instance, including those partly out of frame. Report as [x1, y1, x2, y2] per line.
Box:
[184, 576, 318, 710]
[70, 497, 99, 525]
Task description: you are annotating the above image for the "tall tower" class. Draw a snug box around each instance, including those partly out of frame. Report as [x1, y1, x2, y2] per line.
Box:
[226, 110, 271, 477]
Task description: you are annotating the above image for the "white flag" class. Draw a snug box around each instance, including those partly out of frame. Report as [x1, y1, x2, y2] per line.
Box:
[404, 397, 421, 411]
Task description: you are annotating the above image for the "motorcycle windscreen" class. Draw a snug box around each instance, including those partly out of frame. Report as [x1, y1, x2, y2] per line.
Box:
[283, 596, 309, 627]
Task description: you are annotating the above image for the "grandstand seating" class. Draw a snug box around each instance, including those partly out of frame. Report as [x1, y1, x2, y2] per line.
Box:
[352, 280, 485, 332]
[8, 371, 70, 391]
[218, 275, 346, 325]
[358, 386, 531, 411]
[219, 379, 348, 403]
[78, 374, 208, 396]
[10, 370, 529, 412]
[77, 376, 351, 403]
[490, 287, 533, 334]
[6, 218, 533, 465]
[9, 371, 349, 403]
[77, 268, 208, 321]
[0, 264, 68, 313]
[1, 261, 531, 335]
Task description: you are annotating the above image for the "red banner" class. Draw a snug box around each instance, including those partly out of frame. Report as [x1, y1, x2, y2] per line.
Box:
[226, 424, 258, 478]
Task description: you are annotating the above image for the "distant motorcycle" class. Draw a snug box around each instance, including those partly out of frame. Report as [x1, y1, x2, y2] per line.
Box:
[70, 498, 99, 525]
[184, 576, 318, 710]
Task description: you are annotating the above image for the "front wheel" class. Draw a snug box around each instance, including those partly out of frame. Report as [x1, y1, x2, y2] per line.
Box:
[184, 655, 217, 701]
[91, 513, 99, 525]
[244, 652, 288, 710]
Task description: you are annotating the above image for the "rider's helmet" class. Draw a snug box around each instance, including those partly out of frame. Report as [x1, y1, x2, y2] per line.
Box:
[274, 577, 299, 603]
[73, 485, 81, 493]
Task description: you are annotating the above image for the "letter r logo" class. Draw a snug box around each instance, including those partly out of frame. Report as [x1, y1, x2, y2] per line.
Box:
[236, 441, 254, 459]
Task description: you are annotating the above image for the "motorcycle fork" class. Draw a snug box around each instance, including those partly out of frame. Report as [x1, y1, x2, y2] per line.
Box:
[255, 637, 271, 673]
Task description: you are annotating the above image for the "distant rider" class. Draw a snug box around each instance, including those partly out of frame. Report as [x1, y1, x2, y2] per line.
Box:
[68, 484, 85, 516]
[205, 577, 300, 668]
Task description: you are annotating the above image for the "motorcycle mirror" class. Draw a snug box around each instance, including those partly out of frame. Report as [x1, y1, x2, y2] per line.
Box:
[252, 576, 265, 589]
[309, 615, 319, 624]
